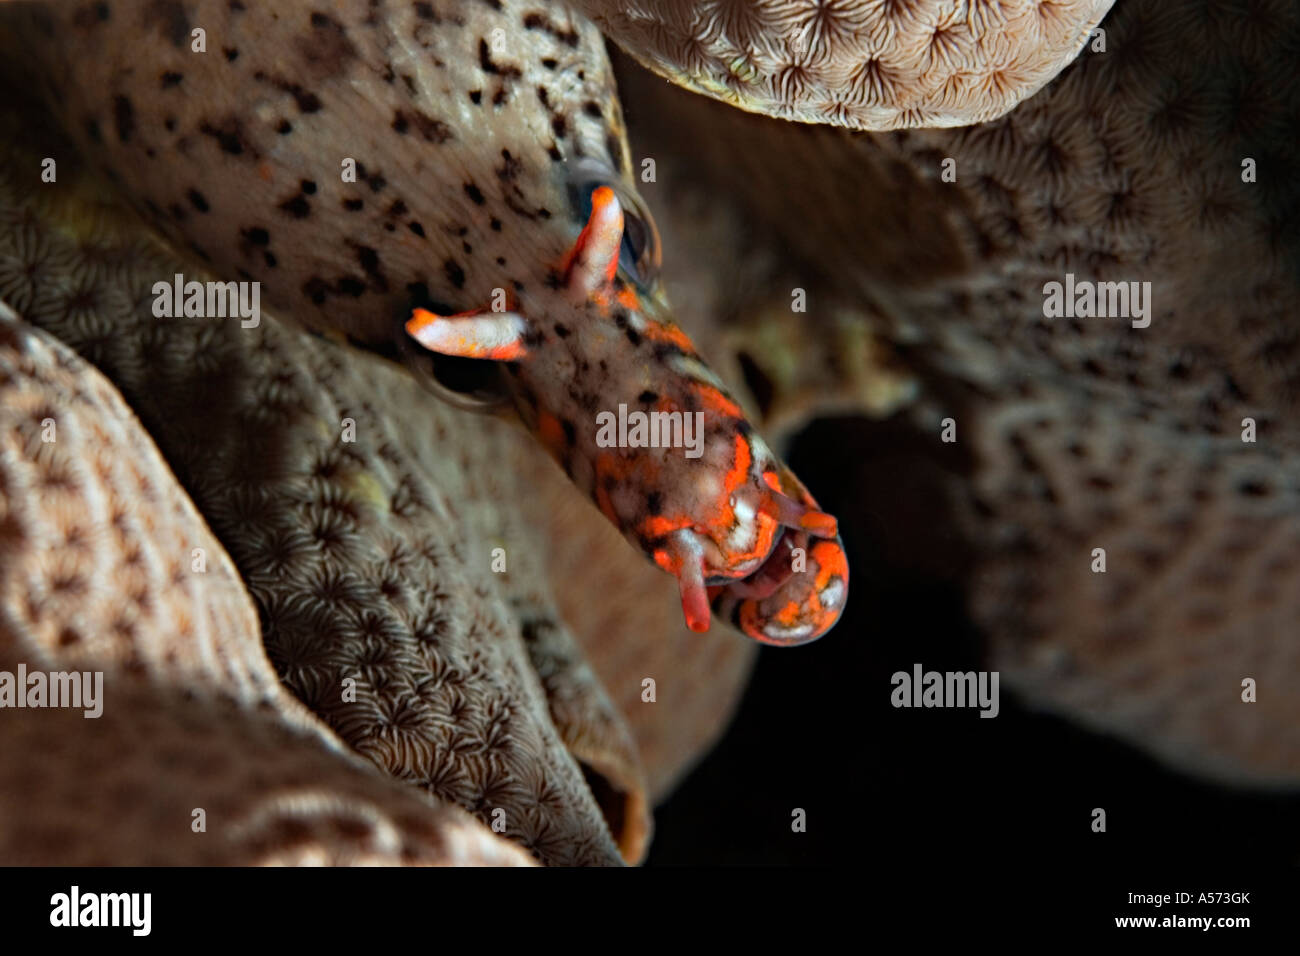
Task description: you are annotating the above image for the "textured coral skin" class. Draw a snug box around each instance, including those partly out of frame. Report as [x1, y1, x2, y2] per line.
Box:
[0, 85, 764, 862]
[571, 0, 1114, 129]
[0, 171, 632, 867]
[6, 0, 632, 345]
[0, 308, 533, 866]
[613, 0, 1300, 783]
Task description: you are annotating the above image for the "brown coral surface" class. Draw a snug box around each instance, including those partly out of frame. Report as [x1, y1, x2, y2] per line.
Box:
[573, 0, 1114, 129]
[615, 0, 1300, 783]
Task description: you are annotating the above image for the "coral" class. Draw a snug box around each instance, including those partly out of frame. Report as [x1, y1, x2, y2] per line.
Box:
[612, 0, 1300, 781]
[0, 104, 762, 865]
[0, 305, 533, 865]
[572, 0, 1114, 129]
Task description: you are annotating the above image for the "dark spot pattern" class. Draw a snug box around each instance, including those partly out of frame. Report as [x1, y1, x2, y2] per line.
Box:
[444, 259, 465, 289]
[112, 95, 134, 142]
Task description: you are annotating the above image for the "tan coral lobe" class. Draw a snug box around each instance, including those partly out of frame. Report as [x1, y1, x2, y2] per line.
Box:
[571, 0, 1115, 129]
[612, 0, 1300, 782]
[0, 307, 533, 866]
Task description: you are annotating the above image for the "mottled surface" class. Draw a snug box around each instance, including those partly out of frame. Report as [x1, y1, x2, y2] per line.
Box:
[616, 0, 1300, 783]
[575, 0, 1113, 129]
[0, 77, 765, 861]
[8, 0, 631, 343]
[0, 307, 533, 866]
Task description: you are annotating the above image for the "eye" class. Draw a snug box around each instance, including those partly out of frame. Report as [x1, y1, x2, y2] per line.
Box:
[566, 160, 662, 291]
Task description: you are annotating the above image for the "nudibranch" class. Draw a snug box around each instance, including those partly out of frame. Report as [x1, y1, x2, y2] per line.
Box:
[407, 164, 847, 645]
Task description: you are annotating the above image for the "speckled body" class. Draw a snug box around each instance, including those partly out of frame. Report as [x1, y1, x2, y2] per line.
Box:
[10, 0, 847, 643]
[9, 0, 627, 343]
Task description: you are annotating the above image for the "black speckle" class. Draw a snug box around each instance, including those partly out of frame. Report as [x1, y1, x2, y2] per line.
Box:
[198, 118, 250, 156]
[464, 183, 485, 205]
[478, 37, 521, 78]
[547, 143, 563, 162]
[161, 71, 183, 88]
[551, 114, 567, 138]
[413, 1, 438, 20]
[392, 109, 453, 143]
[354, 244, 380, 273]
[495, 256, 506, 265]
[276, 119, 293, 134]
[337, 276, 366, 296]
[554, 324, 570, 338]
[303, 277, 330, 305]
[541, 57, 557, 70]
[300, 179, 317, 194]
[583, 101, 602, 119]
[409, 222, 425, 237]
[343, 198, 364, 211]
[444, 259, 465, 289]
[388, 199, 408, 217]
[145, 0, 190, 48]
[241, 226, 270, 245]
[112, 95, 135, 142]
[263, 251, 278, 268]
[278, 194, 311, 218]
[496, 149, 522, 181]
[561, 419, 576, 446]
[85, 118, 102, 143]
[469, 89, 482, 105]
[522, 11, 580, 47]
[224, 46, 239, 61]
[489, 217, 502, 231]
[164, 116, 177, 132]
[187, 189, 209, 212]
[646, 491, 663, 515]
[638, 390, 657, 403]
[291, 87, 322, 112]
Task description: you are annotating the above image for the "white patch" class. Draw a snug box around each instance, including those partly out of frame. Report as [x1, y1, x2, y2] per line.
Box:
[670, 353, 727, 390]
[764, 622, 815, 642]
[820, 578, 846, 610]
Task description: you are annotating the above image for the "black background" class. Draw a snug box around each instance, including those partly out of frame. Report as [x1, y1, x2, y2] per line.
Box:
[647, 416, 1300, 867]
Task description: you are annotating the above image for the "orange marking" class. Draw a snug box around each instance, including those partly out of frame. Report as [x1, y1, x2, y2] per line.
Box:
[642, 319, 696, 353]
[798, 511, 839, 537]
[536, 411, 566, 456]
[616, 286, 642, 311]
[694, 384, 744, 420]
[562, 186, 623, 293]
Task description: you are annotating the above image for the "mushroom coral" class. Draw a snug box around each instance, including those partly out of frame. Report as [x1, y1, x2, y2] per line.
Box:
[0, 101, 757, 864]
[613, 0, 1300, 782]
[571, 0, 1115, 129]
[0, 306, 533, 865]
